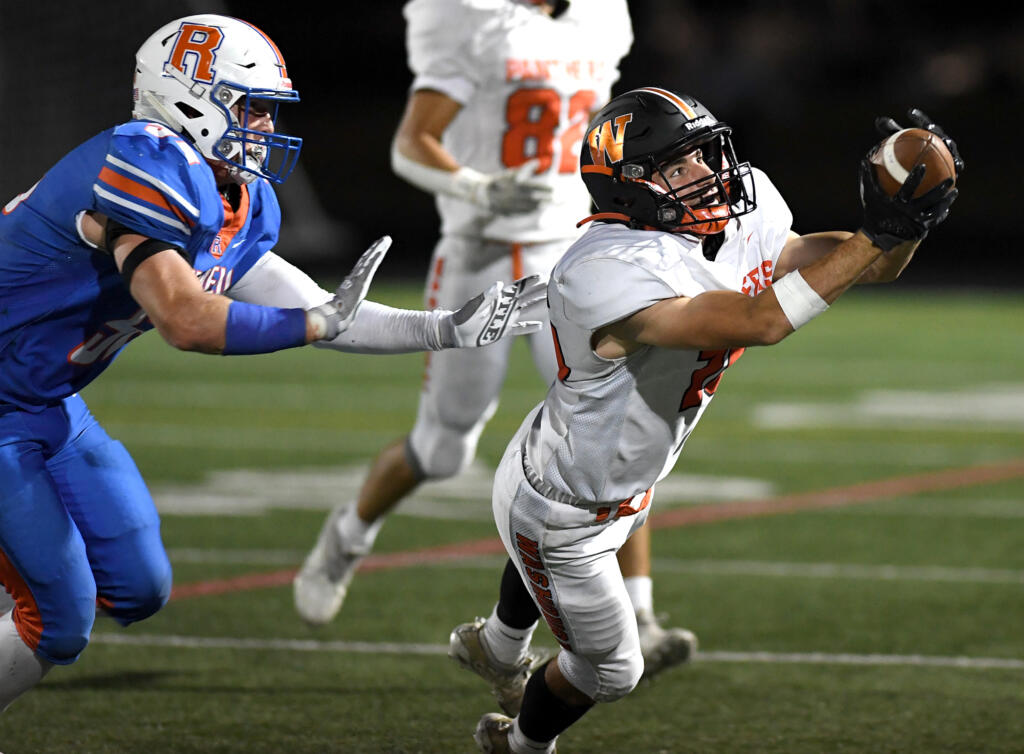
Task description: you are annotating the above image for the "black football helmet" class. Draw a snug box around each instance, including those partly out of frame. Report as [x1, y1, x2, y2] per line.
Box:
[579, 87, 756, 235]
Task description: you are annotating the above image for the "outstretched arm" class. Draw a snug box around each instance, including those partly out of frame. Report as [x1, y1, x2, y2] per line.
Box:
[107, 228, 388, 355]
[229, 250, 545, 354]
[598, 231, 882, 355]
[774, 230, 920, 284]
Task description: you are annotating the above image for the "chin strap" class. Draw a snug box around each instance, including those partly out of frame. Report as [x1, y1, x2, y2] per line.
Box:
[576, 212, 640, 229]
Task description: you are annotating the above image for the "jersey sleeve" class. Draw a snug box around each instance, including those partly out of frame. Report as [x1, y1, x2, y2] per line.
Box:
[555, 256, 680, 331]
[93, 121, 221, 261]
[749, 167, 794, 264]
[403, 0, 484, 104]
[576, 0, 633, 72]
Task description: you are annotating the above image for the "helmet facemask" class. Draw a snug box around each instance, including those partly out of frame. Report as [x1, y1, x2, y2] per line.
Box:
[621, 135, 757, 236]
[634, 135, 757, 234]
[207, 82, 301, 185]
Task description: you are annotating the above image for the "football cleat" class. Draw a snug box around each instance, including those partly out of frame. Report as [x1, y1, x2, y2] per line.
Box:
[637, 608, 698, 680]
[293, 503, 367, 625]
[449, 618, 550, 717]
[473, 713, 558, 754]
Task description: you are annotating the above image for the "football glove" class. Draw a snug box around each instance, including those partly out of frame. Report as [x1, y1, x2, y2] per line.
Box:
[470, 159, 554, 215]
[858, 158, 957, 252]
[307, 236, 392, 340]
[439, 275, 547, 348]
[875, 108, 964, 178]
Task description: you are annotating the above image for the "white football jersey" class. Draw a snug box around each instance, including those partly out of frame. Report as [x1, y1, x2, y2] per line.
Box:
[522, 168, 794, 503]
[403, 0, 633, 242]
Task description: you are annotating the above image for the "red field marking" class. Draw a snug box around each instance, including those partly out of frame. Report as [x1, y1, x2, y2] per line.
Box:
[169, 458, 1024, 601]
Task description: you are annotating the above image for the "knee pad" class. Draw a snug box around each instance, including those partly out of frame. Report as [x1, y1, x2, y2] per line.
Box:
[557, 647, 643, 704]
[407, 412, 489, 480]
[100, 554, 172, 626]
[31, 596, 95, 665]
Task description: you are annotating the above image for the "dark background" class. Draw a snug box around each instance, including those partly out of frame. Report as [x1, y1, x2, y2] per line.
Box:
[2, 2, 1021, 288]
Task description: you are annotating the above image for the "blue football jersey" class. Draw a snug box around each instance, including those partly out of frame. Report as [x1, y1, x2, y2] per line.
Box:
[0, 120, 283, 410]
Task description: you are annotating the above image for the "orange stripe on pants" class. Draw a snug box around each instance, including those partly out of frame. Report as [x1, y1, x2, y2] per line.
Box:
[0, 550, 44, 652]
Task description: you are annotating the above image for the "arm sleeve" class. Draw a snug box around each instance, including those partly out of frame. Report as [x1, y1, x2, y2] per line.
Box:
[228, 252, 448, 354]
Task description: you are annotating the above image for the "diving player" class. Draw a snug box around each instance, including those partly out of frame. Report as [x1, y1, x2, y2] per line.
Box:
[450, 87, 961, 752]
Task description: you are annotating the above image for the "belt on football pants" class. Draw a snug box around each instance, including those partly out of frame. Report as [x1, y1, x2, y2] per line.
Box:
[519, 443, 653, 523]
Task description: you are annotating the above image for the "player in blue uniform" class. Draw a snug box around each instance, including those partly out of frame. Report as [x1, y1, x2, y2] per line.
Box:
[0, 14, 544, 713]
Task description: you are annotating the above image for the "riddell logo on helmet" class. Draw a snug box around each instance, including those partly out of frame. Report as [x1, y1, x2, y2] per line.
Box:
[683, 114, 714, 131]
[587, 114, 633, 166]
[166, 23, 224, 84]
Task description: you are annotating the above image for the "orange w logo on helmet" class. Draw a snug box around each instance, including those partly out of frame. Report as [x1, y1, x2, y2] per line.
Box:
[587, 114, 632, 168]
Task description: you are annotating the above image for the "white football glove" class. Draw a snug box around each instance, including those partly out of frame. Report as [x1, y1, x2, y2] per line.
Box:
[439, 275, 547, 348]
[468, 159, 554, 215]
[306, 236, 392, 341]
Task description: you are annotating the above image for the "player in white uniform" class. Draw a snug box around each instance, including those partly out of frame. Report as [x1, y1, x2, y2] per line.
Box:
[448, 87, 961, 753]
[293, 0, 698, 677]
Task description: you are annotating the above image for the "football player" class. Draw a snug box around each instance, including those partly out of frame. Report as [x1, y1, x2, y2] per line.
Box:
[294, 0, 699, 679]
[0, 14, 545, 713]
[449, 86, 961, 752]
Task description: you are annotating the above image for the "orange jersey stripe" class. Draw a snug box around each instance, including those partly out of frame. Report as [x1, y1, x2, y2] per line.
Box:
[98, 167, 193, 228]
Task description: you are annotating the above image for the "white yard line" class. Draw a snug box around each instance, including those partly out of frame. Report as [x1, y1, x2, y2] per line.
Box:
[88, 632, 1024, 671]
[648, 558, 1024, 585]
[167, 548, 1024, 586]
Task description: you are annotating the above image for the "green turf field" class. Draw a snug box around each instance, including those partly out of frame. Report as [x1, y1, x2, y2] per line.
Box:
[2, 286, 1022, 753]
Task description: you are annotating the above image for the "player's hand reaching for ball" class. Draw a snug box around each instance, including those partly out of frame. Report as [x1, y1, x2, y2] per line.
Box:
[859, 108, 961, 251]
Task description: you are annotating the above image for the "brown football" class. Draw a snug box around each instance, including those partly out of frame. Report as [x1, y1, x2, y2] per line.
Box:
[869, 127, 956, 198]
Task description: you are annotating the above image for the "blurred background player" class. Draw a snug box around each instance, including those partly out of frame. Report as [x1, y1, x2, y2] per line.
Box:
[0, 13, 544, 714]
[449, 87, 961, 752]
[293, 0, 699, 678]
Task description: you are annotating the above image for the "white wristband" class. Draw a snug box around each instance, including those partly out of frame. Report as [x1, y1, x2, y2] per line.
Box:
[772, 271, 829, 330]
[390, 145, 488, 207]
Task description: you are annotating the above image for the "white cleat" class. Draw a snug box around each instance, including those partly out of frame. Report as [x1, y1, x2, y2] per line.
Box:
[473, 713, 558, 754]
[637, 609, 698, 680]
[473, 713, 516, 754]
[449, 618, 550, 717]
[293, 504, 368, 625]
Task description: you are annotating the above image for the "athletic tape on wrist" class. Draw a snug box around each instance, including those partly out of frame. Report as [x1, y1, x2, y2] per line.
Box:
[223, 301, 307, 355]
[772, 271, 829, 330]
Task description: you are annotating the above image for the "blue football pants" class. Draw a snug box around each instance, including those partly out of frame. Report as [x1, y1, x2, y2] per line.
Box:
[0, 395, 171, 664]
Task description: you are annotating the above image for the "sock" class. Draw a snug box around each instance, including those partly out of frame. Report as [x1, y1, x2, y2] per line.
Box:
[0, 611, 52, 712]
[496, 559, 540, 629]
[335, 502, 383, 554]
[623, 575, 653, 616]
[509, 719, 557, 754]
[515, 662, 592, 747]
[482, 604, 537, 667]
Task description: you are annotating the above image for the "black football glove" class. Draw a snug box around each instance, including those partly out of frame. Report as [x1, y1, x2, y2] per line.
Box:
[875, 108, 964, 178]
[858, 158, 958, 252]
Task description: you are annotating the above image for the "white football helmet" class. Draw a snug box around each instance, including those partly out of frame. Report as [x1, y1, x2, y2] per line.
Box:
[132, 14, 302, 184]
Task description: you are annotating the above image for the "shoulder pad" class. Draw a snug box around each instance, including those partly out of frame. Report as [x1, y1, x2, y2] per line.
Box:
[93, 122, 221, 250]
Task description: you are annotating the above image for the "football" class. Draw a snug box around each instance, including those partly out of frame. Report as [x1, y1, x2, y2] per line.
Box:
[869, 127, 957, 198]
